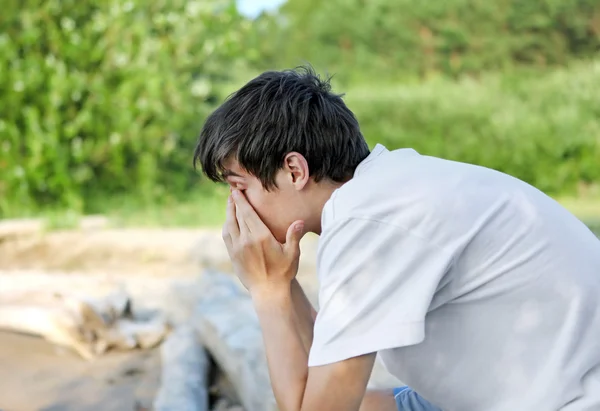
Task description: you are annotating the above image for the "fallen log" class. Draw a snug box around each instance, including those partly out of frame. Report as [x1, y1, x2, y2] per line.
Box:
[153, 324, 210, 411]
[191, 270, 278, 411]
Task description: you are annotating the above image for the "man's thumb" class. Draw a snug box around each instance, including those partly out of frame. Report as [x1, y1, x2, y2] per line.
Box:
[284, 220, 305, 255]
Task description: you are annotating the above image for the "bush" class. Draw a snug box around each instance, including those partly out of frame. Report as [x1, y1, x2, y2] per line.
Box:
[1, 0, 597, 218]
[343, 60, 600, 194]
[0, 0, 250, 216]
[273, 0, 600, 80]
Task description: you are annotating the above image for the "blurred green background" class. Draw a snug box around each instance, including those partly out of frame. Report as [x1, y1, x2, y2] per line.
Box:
[1, 0, 599, 232]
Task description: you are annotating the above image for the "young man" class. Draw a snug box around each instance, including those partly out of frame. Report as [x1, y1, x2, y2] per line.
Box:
[194, 66, 600, 411]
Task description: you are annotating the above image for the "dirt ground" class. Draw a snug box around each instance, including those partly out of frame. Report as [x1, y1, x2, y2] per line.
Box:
[0, 219, 322, 411]
[3, 213, 595, 410]
[0, 330, 161, 411]
[0, 223, 217, 411]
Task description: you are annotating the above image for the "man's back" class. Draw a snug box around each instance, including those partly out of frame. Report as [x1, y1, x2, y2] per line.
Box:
[311, 144, 600, 410]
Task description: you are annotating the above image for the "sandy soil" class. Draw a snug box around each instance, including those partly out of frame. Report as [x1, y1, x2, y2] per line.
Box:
[0, 219, 398, 411]
[0, 220, 323, 411]
[0, 330, 160, 411]
[0, 222, 223, 411]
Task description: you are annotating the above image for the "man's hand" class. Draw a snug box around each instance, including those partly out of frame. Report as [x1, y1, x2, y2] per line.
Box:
[222, 189, 305, 295]
[221, 191, 377, 411]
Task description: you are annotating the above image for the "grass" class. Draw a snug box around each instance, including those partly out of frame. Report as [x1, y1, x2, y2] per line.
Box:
[342, 59, 600, 195]
[40, 193, 600, 231]
[4, 61, 599, 232]
[105, 194, 599, 240]
[101, 185, 230, 228]
[558, 197, 600, 220]
[5, 188, 597, 239]
[557, 196, 600, 235]
[4, 185, 230, 230]
[43, 210, 82, 230]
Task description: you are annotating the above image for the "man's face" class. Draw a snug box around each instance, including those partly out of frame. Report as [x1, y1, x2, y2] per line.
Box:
[222, 159, 303, 243]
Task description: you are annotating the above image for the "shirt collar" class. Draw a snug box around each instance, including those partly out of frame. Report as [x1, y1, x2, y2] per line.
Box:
[354, 144, 388, 176]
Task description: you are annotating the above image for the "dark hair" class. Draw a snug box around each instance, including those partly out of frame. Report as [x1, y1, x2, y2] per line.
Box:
[193, 65, 370, 189]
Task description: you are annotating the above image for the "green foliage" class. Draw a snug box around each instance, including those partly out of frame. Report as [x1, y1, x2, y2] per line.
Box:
[272, 0, 600, 80]
[1, 0, 599, 221]
[101, 184, 230, 228]
[43, 209, 82, 231]
[0, 0, 250, 216]
[342, 60, 600, 194]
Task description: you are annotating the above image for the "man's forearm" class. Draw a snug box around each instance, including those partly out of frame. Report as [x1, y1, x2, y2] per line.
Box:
[252, 286, 309, 411]
[291, 282, 397, 411]
[253, 281, 391, 411]
[290, 278, 317, 353]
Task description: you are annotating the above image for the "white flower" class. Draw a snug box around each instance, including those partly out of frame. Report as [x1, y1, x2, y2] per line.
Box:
[191, 79, 211, 98]
[13, 80, 24, 92]
[61, 17, 75, 32]
[109, 132, 121, 145]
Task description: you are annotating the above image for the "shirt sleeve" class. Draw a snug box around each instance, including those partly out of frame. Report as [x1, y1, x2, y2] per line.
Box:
[308, 217, 454, 367]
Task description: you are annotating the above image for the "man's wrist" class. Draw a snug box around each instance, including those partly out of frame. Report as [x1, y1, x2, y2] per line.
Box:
[250, 281, 293, 310]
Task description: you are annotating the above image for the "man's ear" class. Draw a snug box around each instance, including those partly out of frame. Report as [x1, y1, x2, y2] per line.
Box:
[283, 152, 310, 190]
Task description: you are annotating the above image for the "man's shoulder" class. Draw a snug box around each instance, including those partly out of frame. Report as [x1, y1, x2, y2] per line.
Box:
[321, 147, 541, 244]
[322, 153, 457, 227]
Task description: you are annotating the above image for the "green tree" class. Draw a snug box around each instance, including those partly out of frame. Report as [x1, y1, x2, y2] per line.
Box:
[0, 0, 251, 216]
[271, 0, 600, 80]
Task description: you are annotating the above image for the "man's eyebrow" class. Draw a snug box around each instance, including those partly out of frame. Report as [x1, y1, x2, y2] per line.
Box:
[221, 170, 243, 178]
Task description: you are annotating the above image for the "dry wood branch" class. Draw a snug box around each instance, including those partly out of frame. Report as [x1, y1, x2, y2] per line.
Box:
[153, 324, 210, 411]
[191, 270, 278, 411]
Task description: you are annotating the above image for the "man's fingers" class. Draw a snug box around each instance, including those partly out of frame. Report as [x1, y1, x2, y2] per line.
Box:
[225, 195, 240, 239]
[235, 198, 251, 235]
[284, 220, 305, 257]
[232, 190, 270, 235]
[222, 227, 233, 255]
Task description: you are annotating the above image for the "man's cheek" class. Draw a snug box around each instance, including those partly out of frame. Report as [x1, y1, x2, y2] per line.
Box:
[243, 193, 261, 214]
[254, 206, 279, 233]
[244, 194, 268, 222]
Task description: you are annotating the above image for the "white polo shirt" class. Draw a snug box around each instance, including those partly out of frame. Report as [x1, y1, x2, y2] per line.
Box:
[308, 144, 600, 411]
